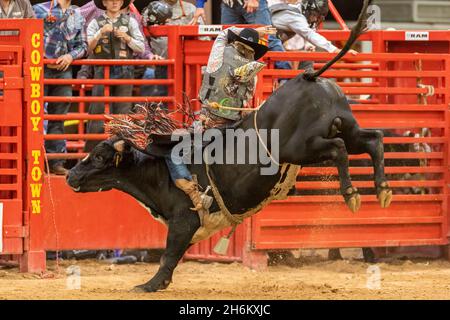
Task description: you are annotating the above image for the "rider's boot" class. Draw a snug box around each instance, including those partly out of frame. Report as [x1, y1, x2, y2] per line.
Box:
[175, 179, 213, 211]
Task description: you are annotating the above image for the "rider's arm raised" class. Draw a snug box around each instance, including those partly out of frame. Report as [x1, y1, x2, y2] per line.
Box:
[284, 11, 337, 53]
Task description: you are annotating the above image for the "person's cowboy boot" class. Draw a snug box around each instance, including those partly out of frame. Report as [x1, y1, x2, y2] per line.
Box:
[175, 179, 213, 211]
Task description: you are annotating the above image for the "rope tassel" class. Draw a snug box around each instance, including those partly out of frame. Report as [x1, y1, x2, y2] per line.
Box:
[105, 102, 194, 150]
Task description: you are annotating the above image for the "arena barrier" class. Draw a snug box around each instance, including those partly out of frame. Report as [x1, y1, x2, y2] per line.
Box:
[0, 19, 450, 272]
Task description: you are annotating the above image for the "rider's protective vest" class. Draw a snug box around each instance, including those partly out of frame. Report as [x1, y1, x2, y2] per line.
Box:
[269, 3, 302, 41]
[199, 45, 255, 121]
[93, 14, 133, 59]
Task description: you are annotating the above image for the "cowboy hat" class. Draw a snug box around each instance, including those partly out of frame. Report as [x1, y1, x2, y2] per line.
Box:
[94, 0, 131, 11]
[227, 28, 268, 60]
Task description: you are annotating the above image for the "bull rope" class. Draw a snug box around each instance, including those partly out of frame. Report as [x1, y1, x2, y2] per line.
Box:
[194, 149, 299, 244]
[192, 102, 294, 243]
[207, 101, 260, 112]
[253, 110, 281, 167]
[208, 101, 281, 166]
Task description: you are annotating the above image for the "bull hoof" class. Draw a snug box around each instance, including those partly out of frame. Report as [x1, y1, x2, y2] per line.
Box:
[131, 284, 155, 293]
[132, 277, 172, 293]
[378, 188, 393, 208]
[344, 187, 361, 213]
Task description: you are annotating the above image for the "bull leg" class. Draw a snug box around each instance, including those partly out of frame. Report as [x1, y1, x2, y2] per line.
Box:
[307, 136, 361, 213]
[362, 247, 376, 263]
[328, 249, 343, 260]
[345, 128, 392, 208]
[133, 213, 200, 292]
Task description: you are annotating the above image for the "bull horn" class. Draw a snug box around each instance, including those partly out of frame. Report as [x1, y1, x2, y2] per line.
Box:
[113, 140, 125, 153]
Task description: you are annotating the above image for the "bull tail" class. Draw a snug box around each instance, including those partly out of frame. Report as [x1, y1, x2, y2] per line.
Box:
[303, 0, 370, 81]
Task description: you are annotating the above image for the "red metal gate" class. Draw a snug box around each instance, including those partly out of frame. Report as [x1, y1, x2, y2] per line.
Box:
[0, 43, 24, 256]
[0, 20, 45, 271]
[180, 28, 450, 266]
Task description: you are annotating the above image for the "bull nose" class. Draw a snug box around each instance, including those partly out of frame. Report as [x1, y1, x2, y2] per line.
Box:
[66, 171, 81, 192]
[65, 170, 73, 183]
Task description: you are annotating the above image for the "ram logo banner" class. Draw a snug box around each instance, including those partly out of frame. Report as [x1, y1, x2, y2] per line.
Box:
[199, 25, 223, 35]
[405, 31, 429, 41]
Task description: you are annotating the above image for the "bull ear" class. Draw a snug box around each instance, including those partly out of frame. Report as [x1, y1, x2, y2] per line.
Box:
[113, 140, 125, 153]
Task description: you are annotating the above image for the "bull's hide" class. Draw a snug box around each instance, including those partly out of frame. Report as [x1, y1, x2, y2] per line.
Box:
[148, 164, 300, 244]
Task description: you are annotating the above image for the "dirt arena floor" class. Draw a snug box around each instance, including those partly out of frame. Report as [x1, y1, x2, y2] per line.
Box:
[1, 251, 450, 300]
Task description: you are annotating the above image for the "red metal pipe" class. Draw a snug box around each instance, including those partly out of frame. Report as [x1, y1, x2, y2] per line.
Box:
[44, 113, 146, 120]
[44, 79, 175, 85]
[328, 0, 349, 31]
[78, 85, 86, 153]
[300, 166, 444, 175]
[46, 153, 88, 160]
[262, 70, 447, 78]
[44, 96, 174, 102]
[350, 104, 447, 111]
[313, 63, 380, 69]
[44, 134, 108, 140]
[265, 52, 448, 61]
[349, 152, 443, 160]
[67, 142, 85, 150]
[262, 84, 437, 95]
[296, 180, 443, 189]
[44, 58, 175, 66]
[104, 66, 110, 115]
[336, 82, 380, 87]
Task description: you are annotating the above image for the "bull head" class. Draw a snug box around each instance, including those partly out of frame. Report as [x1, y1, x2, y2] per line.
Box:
[66, 139, 132, 193]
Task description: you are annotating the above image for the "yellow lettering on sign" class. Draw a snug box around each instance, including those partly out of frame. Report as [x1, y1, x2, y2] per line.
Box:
[30, 183, 42, 198]
[30, 100, 40, 115]
[30, 67, 42, 82]
[31, 200, 41, 214]
[31, 33, 40, 48]
[31, 49, 41, 65]
[30, 117, 41, 131]
[31, 150, 41, 164]
[31, 166, 42, 182]
[29, 32, 43, 215]
[30, 83, 40, 98]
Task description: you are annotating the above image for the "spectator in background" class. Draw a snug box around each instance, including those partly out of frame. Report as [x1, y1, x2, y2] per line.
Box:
[77, 0, 154, 79]
[0, 0, 34, 21]
[190, 0, 290, 70]
[84, 0, 145, 151]
[0, 0, 35, 96]
[141, 0, 203, 98]
[34, 0, 87, 175]
[269, 0, 357, 70]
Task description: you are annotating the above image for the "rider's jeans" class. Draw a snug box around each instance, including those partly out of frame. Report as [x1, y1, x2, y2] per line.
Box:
[165, 153, 193, 182]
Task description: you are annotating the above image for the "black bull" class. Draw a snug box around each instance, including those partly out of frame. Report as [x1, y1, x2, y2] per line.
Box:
[68, 1, 388, 292]
[66, 82, 393, 291]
